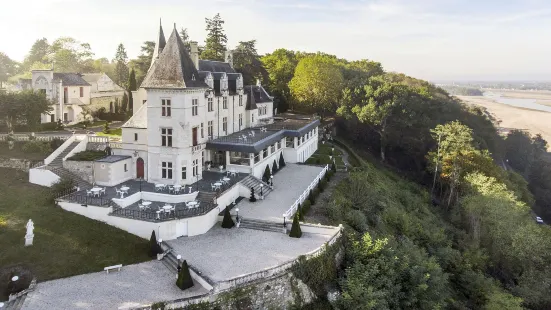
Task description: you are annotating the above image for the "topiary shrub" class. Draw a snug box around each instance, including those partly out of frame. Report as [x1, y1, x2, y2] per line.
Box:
[272, 160, 278, 174]
[221, 206, 235, 229]
[302, 200, 312, 216]
[308, 189, 315, 205]
[262, 165, 271, 183]
[176, 260, 194, 290]
[313, 188, 320, 199]
[318, 179, 327, 193]
[149, 230, 163, 258]
[102, 121, 110, 134]
[249, 187, 257, 202]
[289, 213, 302, 238]
[279, 153, 286, 168]
[298, 204, 304, 221]
[331, 161, 337, 173]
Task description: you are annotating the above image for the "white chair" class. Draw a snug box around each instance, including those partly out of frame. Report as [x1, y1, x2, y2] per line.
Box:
[168, 186, 174, 193]
[86, 190, 93, 197]
[173, 187, 180, 194]
[100, 188, 106, 196]
[155, 210, 161, 220]
[138, 204, 144, 210]
[211, 183, 216, 191]
[115, 188, 123, 197]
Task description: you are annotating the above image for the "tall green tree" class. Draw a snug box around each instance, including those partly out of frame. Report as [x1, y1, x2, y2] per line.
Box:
[233, 40, 267, 86]
[261, 49, 299, 113]
[22, 38, 50, 71]
[0, 52, 18, 88]
[129, 41, 155, 86]
[289, 54, 343, 118]
[48, 37, 94, 72]
[0, 91, 52, 134]
[114, 43, 129, 88]
[179, 28, 191, 53]
[201, 13, 227, 61]
[128, 68, 137, 112]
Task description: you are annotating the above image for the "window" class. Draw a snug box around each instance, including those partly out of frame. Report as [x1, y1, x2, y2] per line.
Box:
[208, 121, 213, 138]
[254, 152, 260, 163]
[64, 113, 68, 122]
[50, 114, 55, 123]
[161, 99, 171, 117]
[276, 141, 281, 149]
[134, 133, 138, 141]
[270, 145, 275, 153]
[286, 137, 294, 148]
[208, 97, 213, 112]
[252, 114, 254, 124]
[263, 148, 268, 158]
[162, 162, 173, 179]
[239, 95, 243, 106]
[222, 117, 227, 132]
[230, 152, 249, 165]
[192, 127, 198, 146]
[161, 128, 173, 147]
[223, 97, 227, 109]
[124, 164, 127, 172]
[201, 123, 204, 138]
[239, 113, 243, 128]
[192, 159, 198, 177]
[79, 87, 83, 97]
[192, 99, 198, 116]
[182, 166, 187, 180]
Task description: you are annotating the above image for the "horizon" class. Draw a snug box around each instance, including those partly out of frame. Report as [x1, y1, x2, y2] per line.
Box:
[2, 0, 550, 81]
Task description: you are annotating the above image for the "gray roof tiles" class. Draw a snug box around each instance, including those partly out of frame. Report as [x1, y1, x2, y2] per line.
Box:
[53, 73, 90, 86]
[95, 155, 132, 163]
[198, 60, 236, 73]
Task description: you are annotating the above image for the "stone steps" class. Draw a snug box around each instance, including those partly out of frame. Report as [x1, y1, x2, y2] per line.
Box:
[196, 191, 217, 204]
[159, 242, 216, 287]
[49, 142, 80, 167]
[49, 166, 92, 191]
[239, 175, 272, 198]
[239, 218, 285, 233]
[5, 291, 28, 310]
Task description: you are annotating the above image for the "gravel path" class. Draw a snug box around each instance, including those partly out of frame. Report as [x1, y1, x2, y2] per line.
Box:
[22, 261, 208, 310]
[167, 226, 332, 282]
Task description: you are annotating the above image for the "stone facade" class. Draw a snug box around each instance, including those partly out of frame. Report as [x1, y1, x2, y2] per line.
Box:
[0, 158, 36, 172]
[63, 160, 94, 184]
[90, 95, 125, 113]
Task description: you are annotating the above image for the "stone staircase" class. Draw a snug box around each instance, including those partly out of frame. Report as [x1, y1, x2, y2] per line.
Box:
[49, 166, 92, 191]
[239, 175, 272, 199]
[159, 242, 215, 287]
[49, 141, 80, 167]
[239, 218, 286, 233]
[196, 191, 217, 204]
[4, 293, 28, 310]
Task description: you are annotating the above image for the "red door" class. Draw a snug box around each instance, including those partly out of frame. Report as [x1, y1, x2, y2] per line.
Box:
[136, 158, 144, 179]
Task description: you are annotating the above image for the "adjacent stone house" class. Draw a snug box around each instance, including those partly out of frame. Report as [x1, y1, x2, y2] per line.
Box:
[81, 73, 125, 113]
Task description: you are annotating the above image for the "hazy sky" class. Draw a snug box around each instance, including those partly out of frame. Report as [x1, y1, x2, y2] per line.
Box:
[1, 0, 550, 81]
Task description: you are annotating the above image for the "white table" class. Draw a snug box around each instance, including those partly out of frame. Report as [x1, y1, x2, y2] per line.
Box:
[187, 201, 198, 208]
[188, 187, 193, 194]
[222, 177, 231, 184]
[155, 184, 166, 191]
[120, 186, 129, 193]
[142, 201, 151, 207]
[90, 187, 102, 197]
[213, 182, 222, 190]
[163, 205, 173, 211]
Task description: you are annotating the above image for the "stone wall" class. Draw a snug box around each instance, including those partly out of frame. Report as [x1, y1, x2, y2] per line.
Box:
[90, 94, 124, 113]
[86, 142, 108, 152]
[63, 160, 94, 184]
[0, 158, 35, 172]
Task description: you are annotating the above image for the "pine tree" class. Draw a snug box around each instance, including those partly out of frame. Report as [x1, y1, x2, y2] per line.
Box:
[121, 92, 128, 113]
[308, 189, 315, 205]
[221, 206, 235, 228]
[128, 68, 137, 112]
[289, 213, 302, 238]
[279, 153, 286, 168]
[176, 260, 194, 290]
[249, 187, 257, 202]
[262, 165, 271, 183]
[272, 160, 278, 174]
[148, 230, 162, 258]
[114, 43, 129, 88]
[201, 13, 227, 61]
[179, 28, 192, 53]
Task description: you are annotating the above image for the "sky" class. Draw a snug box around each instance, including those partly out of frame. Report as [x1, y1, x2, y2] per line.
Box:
[1, 0, 550, 81]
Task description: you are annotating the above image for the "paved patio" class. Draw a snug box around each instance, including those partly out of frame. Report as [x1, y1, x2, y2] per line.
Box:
[22, 261, 208, 310]
[232, 164, 324, 222]
[166, 225, 333, 283]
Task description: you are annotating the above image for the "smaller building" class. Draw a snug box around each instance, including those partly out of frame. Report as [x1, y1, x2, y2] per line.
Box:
[94, 155, 133, 187]
[82, 73, 126, 113]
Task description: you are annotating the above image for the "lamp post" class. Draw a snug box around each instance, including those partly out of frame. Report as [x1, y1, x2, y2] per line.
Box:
[270, 175, 274, 188]
[283, 214, 286, 228]
[260, 184, 264, 200]
[235, 208, 239, 223]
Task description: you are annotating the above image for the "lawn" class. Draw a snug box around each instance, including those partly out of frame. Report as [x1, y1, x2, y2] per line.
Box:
[305, 142, 346, 168]
[0, 168, 150, 288]
[97, 127, 122, 138]
[66, 120, 107, 129]
[0, 141, 51, 161]
[67, 150, 107, 161]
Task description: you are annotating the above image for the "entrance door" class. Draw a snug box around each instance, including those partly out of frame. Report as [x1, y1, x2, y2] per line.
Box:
[136, 157, 144, 178]
[192, 127, 198, 146]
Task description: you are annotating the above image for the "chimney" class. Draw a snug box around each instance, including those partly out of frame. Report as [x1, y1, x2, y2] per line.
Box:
[190, 41, 199, 70]
[224, 50, 233, 68]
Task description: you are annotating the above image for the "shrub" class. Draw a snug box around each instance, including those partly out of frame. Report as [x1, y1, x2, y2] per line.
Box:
[21, 140, 51, 154]
[49, 138, 64, 150]
[298, 204, 304, 221]
[221, 206, 235, 229]
[50, 177, 76, 200]
[302, 200, 312, 215]
[176, 260, 194, 290]
[313, 188, 320, 198]
[272, 160, 278, 174]
[308, 189, 315, 205]
[148, 230, 163, 258]
[319, 179, 328, 192]
[249, 187, 257, 202]
[344, 209, 369, 232]
[279, 153, 286, 168]
[331, 161, 337, 172]
[68, 150, 107, 161]
[289, 213, 302, 238]
[262, 165, 271, 183]
[102, 122, 110, 134]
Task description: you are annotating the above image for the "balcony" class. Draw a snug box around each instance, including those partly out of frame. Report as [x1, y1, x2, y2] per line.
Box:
[192, 144, 204, 154]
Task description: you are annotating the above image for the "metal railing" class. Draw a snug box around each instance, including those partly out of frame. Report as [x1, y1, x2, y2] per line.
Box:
[88, 136, 109, 143]
[0, 135, 69, 142]
[56, 189, 111, 206]
[111, 203, 217, 222]
[283, 164, 329, 218]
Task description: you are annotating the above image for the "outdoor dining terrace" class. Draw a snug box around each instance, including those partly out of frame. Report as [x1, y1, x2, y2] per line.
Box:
[110, 200, 219, 222]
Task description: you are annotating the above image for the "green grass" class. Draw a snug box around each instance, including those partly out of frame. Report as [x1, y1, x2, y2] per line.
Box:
[305, 142, 346, 167]
[0, 168, 150, 283]
[66, 120, 107, 129]
[0, 142, 50, 161]
[67, 150, 107, 161]
[97, 127, 122, 137]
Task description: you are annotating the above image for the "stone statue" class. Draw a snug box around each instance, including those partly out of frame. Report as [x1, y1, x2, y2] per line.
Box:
[25, 219, 34, 246]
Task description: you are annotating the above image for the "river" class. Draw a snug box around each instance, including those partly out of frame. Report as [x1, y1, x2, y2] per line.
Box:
[483, 92, 551, 113]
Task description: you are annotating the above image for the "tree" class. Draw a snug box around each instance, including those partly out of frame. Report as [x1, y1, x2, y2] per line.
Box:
[48, 37, 94, 72]
[114, 44, 129, 88]
[22, 38, 50, 71]
[121, 92, 128, 113]
[279, 153, 286, 168]
[221, 206, 235, 228]
[289, 54, 344, 118]
[0, 52, 17, 88]
[179, 28, 191, 52]
[233, 40, 267, 86]
[176, 260, 194, 290]
[148, 230, 162, 258]
[272, 160, 278, 174]
[261, 49, 299, 113]
[308, 189, 315, 205]
[129, 41, 155, 86]
[201, 13, 227, 61]
[249, 187, 257, 202]
[262, 165, 271, 183]
[0, 91, 52, 134]
[289, 212, 302, 238]
[128, 68, 137, 112]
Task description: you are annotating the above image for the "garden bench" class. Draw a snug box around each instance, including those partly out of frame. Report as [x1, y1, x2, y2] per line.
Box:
[104, 264, 122, 274]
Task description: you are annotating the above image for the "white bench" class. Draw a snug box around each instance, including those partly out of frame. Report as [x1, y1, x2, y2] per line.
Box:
[104, 264, 122, 274]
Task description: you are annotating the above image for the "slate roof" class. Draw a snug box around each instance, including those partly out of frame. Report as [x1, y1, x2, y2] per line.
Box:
[151, 21, 167, 69]
[226, 73, 241, 81]
[95, 155, 132, 163]
[244, 85, 273, 110]
[53, 73, 90, 86]
[141, 27, 208, 89]
[81, 73, 103, 83]
[122, 103, 148, 129]
[198, 60, 236, 73]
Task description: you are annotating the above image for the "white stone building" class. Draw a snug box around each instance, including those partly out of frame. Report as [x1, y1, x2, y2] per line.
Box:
[118, 23, 317, 186]
[81, 73, 126, 113]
